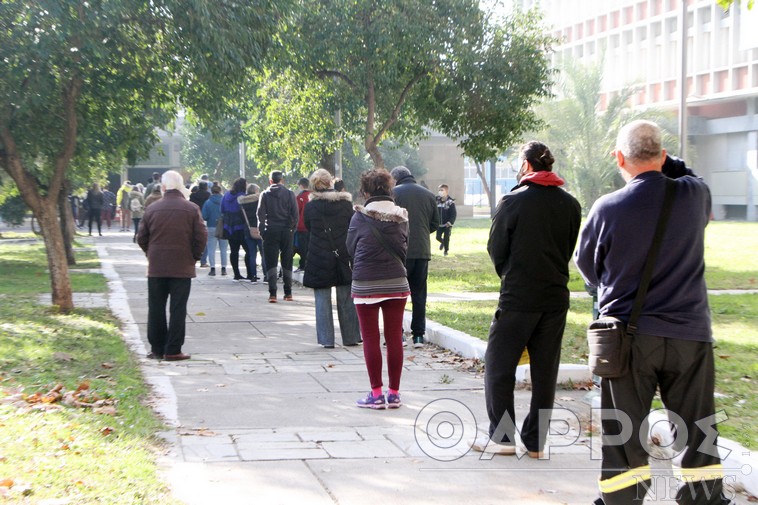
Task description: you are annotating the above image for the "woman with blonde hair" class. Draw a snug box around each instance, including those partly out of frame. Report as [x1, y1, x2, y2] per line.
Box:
[303, 169, 361, 348]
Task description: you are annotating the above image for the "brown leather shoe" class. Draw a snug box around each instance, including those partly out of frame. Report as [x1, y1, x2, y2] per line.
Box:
[268, 296, 277, 303]
[283, 295, 294, 301]
[164, 353, 191, 361]
[146, 352, 163, 360]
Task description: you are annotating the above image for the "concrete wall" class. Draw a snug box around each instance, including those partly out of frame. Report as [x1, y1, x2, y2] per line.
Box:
[416, 133, 473, 218]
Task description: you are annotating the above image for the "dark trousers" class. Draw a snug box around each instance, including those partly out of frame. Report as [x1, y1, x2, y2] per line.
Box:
[147, 277, 191, 356]
[263, 227, 294, 296]
[436, 226, 451, 253]
[88, 208, 102, 235]
[484, 308, 567, 452]
[132, 218, 141, 241]
[405, 258, 429, 337]
[295, 230, 309, 269]
[597, 335, 729, 505]
[228, 234, 250, 279]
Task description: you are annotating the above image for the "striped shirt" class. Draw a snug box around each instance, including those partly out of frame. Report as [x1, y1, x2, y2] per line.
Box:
[352, 277, 410, 304]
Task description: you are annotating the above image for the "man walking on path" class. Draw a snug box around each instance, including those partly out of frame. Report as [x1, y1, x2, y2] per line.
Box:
[575, 120, 730, 505]
[137, 170, 207, 361]
[390, 166, 439, 348]
[474, 141, 580, 458]
[257, 170, 298, 303]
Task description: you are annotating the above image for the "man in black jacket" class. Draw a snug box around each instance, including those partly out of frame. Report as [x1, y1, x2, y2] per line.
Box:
[257, 170, 298, 302]
[390, 166, 439, 348]
[473, 141, 581, 458]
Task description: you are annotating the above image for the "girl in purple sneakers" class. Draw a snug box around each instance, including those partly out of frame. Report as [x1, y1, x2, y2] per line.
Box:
[346, 169, 409, 409]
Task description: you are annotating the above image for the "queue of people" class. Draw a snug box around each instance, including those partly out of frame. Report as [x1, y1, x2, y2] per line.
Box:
[106, 120, 732, 504]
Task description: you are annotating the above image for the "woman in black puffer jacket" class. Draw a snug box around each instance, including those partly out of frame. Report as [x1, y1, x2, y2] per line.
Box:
[303, 169, 361, 349]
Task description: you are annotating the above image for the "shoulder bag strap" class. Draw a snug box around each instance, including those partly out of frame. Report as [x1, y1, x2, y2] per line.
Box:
[320, 206, 352, 271]
[627, 177, 676, 336]
[241, 202, 252, 227]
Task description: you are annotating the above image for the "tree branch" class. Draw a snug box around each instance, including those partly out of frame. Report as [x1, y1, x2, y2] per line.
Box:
[314, 70, 357, 89]
[0, 124, 43, 211]
[372, 69, 429, 145]
[49, 76, 82, 199]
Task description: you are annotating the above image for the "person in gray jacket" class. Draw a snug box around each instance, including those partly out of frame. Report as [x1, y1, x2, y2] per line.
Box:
[390, 166, 439, 347]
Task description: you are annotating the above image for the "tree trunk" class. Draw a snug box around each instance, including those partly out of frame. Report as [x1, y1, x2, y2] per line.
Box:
[475, 161, 491, 205]
[37, 200, 74, 312]
[58, 181, 76, 266]
[366, 140, 384, 170]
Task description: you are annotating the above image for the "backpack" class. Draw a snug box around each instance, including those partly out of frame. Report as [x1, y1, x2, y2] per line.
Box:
[130, 196, 143, 213]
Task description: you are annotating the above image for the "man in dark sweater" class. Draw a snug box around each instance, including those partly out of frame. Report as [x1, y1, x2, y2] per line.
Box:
[390, 166, 439, 347]
[257, 170, 298, 302]
[473, 141, 581, 458]
[576, 120, 729, 505]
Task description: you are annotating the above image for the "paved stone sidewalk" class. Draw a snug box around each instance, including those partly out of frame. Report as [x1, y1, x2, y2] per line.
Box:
[89, 230, 751, 505]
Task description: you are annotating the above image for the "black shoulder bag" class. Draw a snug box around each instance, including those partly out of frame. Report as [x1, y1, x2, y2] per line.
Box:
[587, 178, 676, 378]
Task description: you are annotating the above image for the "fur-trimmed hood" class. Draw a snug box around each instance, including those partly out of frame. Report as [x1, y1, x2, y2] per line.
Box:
[309, 190, 352, 202]
[354, 200, 408, 223]
[237, 193, 260, 205]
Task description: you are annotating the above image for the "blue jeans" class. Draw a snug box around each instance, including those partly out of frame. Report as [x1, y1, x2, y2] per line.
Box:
[314, 285, 361, 347]
[243, 233, 265, 280]
[206, 228, 228, 269]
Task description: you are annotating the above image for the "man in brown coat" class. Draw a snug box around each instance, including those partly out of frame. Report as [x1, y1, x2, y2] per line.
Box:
[137, 170, 207, 361]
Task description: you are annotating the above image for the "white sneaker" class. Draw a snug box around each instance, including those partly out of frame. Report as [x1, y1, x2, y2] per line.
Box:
[471, 436, 517, 455]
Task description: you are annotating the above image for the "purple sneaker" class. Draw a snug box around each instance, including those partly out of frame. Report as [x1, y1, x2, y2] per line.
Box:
[386, 393, 402, 409]
[356, 392, 386, 409]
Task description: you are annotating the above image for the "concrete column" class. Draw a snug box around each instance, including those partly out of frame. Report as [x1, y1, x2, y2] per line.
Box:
[748, 98, 757, 222]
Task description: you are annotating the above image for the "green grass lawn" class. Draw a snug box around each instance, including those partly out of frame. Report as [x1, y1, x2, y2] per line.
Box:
[0, 242, 107, 294]
[0, 242, 176, 503]
[428, 218, 758, 293]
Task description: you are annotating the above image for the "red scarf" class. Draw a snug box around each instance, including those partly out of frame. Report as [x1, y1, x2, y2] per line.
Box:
[520, 171, 565, 187]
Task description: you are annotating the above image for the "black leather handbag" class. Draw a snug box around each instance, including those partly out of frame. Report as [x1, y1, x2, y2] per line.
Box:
[587, 178, 675, 378]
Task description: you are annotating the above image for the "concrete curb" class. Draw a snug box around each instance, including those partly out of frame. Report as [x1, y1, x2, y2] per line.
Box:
[402, 312, 593, 386]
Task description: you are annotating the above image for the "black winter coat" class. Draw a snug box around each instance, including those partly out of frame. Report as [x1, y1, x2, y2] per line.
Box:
[302, 190, 354, 288]
[487, 181, 581, 311]
[392, 175, 439, 259]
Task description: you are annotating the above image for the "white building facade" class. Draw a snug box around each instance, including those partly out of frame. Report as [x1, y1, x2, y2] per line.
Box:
[520, 0, 758, 219]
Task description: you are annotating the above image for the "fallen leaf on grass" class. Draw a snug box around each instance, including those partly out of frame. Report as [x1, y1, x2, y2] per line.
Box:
[100, 363, 114, 369]
[53, 352, 74, 362]
[0, 479, 13, 488]
[93, 406, 117, 416]
[718, 355, 731, 359]
[101, 427, 114, 436]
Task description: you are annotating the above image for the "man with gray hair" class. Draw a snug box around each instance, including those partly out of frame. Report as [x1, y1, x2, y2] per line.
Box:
[138, 170, 207, 361]
[390, 166, 439, 347]
[575, 120, 729, 505]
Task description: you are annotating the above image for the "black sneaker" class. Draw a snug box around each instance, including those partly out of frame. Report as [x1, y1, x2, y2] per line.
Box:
[208, 268, 216, 276]
[439, 243, 444, 250]
[412, 335, 425, 348]
[221, 267, 227, 276]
